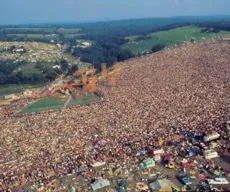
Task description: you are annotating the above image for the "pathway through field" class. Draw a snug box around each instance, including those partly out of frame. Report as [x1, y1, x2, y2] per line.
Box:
[64, 95, 73, 108]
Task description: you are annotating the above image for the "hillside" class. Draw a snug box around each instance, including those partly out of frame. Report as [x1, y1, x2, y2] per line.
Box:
[2, 40, 230, 190]
[122, 26, 230, 54]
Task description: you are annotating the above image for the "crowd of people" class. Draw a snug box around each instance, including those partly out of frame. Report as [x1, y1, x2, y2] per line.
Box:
[1, 39, 230, 191]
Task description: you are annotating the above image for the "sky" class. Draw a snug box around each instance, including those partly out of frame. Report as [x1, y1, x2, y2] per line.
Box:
[0, 0, 229, 25]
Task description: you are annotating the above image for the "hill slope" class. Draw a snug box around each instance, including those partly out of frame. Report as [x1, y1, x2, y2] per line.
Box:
[122, 26, 230, 54]
[2, 40, 230, 190]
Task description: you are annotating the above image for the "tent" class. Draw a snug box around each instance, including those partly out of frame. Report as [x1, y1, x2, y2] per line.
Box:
[90, 179, 110, 191]
[140, 158, 156, 169]
[143, 158, 156, 168]
[149, 179, 180, 192]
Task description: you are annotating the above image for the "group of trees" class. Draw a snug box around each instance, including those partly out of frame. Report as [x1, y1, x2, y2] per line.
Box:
[73, 40, 134, 71]
[197, 21, 230, 32]
[151, 44, 165, 53]
[0, 59, 76, 85]
[200, 27, 220, 33]
[135, 35, 151, 41]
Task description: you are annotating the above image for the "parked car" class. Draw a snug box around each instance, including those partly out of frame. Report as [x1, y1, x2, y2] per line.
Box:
[178, 174, 192, 185]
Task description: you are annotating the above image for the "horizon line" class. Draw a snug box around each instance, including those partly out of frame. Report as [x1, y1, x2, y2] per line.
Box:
[1, 14, 230, 27]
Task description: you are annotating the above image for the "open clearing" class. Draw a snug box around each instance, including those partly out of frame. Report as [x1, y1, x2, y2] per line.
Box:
[122, 26, 230, 54]
[20, 94, 100, 113]
[21, 98, 65, 113]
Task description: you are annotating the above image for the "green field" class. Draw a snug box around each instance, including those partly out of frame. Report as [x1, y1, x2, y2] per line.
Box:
[67, 94, 101, 108]
[20, 94, 100, 113]
[122, 26, 230, 54]
[0, 84, 45, 96]
[21, 98, 65, 113]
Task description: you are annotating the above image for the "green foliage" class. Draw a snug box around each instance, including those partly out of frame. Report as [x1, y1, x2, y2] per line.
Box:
[60, 59, 69, 71]
[152, 44, 165, 53]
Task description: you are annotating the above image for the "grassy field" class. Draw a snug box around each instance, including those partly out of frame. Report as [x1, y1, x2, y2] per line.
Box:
[67, 94, 100, 108]
[21, 97, 65, 113]
[122, 26, 230, 54]
[20, 94, 100, 113]
[0, 84, 45, 96]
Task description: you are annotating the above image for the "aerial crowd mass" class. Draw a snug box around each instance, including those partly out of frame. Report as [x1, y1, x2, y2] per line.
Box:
[1, 39, 230, 191]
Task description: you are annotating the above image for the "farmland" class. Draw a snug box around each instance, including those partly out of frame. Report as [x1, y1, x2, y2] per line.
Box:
[122, 26, 230, 54]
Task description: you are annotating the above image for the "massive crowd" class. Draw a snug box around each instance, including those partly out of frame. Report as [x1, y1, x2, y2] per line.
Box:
[1, 39, 230, 191]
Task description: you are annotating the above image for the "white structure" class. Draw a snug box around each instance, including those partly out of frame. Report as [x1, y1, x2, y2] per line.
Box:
[91, 161, 106, 168]
[203, 149, 219, 159]
[82, 42, 91, 46]
[204, 132, 220, 142]
[13, 48, 25, 53]
[223, 38, 230, 41]
[23, 90, 33, 97]
[207, 178, 229, 185]
[52, 65, 61, 69]
[4, 94, 16, 100]
[153, 148, 165, 156]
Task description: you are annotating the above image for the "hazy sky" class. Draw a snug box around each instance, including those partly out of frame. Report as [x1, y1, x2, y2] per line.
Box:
[0, 0, 229, 25]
